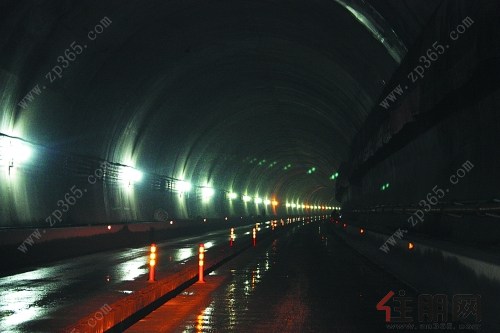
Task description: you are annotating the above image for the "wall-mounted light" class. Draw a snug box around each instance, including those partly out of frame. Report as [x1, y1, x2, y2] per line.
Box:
[176, 180, 192, 193]
[201, 187, 215, 201]
[0, 137, 33, 176]
[119, 166, 143, 186]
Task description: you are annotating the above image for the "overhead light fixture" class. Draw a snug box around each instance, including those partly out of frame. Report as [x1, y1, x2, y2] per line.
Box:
[243, 195, 252, 202]
[228, 192, 238, 200]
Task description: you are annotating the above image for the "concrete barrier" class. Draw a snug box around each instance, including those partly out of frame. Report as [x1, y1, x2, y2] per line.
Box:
[330, 221, 500, 331]
[61, 236, 254, 333]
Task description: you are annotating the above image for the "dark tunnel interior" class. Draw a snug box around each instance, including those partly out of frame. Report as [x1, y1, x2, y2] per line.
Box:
[1, 0, 446, 224]
[0, 0, 499, 332]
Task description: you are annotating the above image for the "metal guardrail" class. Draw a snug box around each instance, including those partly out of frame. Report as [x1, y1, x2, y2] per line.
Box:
[345, 200, 500, 218]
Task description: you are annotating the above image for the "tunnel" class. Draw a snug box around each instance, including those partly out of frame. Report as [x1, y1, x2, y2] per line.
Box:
[0, 0, 499, 332]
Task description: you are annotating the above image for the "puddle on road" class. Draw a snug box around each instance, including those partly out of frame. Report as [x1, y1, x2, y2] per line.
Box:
[180, 242, 278, 332]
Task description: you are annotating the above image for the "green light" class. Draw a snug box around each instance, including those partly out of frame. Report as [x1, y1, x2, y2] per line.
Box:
[243, 195, 252, 202]
[228, 192, 238, 200]
[307, 167, 316, 174]
[386, 182, 390, 188]
[330, 172, 340, 180]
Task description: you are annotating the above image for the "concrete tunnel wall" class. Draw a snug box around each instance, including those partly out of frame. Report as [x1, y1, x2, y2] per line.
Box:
[343, 88, 500, 246]
[337, 0, 500, 246]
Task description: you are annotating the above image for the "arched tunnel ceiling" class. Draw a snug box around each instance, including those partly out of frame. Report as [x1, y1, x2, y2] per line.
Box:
[0, 0, 440, 204]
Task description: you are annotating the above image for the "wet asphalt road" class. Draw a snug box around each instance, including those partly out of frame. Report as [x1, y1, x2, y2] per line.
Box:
[0, 223, 261, 333]
[172, 222, 455, 333]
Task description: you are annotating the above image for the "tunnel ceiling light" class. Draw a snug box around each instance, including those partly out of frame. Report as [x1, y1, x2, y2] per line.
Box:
[286, 203, 291, 208]
[119, 166, 143, 185]
[201, 187, 215, 200]
[255, 197, 263, 204]
[264, 199, 271, 205]
[272, 200, 279, 206]
[268, 161, 277, 168]
[307, 166, 317, 174]
[228, 192, 238, 200]
[291, 203, 296, 208]
[243, 195, 252, 202]
[176, 180, 192, 193]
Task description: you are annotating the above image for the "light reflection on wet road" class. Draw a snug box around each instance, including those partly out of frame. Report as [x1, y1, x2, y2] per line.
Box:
[174, 222, 436, 333]
[0, 225, 254, 333]
[179, 231, 285, 333]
